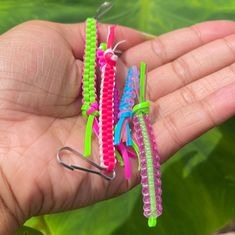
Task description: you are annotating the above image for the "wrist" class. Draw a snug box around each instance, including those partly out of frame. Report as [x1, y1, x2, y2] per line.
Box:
[0, 200, 21, 235]
[0, 168, 25, 235]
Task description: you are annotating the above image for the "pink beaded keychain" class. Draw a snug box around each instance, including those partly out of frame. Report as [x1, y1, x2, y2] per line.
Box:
[98, 26, 118, 172]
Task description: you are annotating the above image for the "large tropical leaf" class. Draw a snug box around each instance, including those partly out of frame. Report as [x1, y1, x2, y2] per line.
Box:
[112, 119, 235, 235]
[24, 120, 235, 235]
[15, 226, 43, 235]
[0, 0, 234, 234]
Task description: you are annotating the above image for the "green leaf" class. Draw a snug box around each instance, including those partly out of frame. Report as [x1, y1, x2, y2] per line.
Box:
[112, 119, 235, 235]
[15, 226, 43, 235]
[1, 0, 233, 234]
[1, 0, 235, 35]
[24, 120, 235, 235]
[25, 187, 140, 235]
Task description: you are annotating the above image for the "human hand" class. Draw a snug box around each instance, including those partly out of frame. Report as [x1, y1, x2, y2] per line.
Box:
[0, 20, 234, 234]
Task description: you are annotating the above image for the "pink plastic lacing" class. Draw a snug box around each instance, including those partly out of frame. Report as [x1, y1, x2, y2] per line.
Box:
[99, 26, 117, 172]
[96, 30, 136, 178]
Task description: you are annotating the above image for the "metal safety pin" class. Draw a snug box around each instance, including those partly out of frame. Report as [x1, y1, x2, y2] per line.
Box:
[57, 146, 116, 181]
[95, 1, 114, 19]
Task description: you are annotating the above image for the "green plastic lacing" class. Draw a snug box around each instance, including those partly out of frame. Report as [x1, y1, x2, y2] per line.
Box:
[133, 62, 157, 228]
[99, 42, 107, 51]
[115, 150, 124, 167]
[82, 18, 98, 157]
[84, 112, 98, 157]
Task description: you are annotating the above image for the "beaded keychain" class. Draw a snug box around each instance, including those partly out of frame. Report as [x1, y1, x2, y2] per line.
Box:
[114, 67, 137, 146]
[56, 1, 163, 228]
[81, 17, 99, 157]
[114, 66, 139, 178]
[98, 26, 117, 172]
[97, 42, 124, 168]
[133, 62, 163, 227]
[57, 3, 117, 178]
[80, 1, 115, 157]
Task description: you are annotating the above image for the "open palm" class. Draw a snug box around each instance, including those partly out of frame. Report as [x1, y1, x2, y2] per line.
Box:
[0, 20, 234, 232]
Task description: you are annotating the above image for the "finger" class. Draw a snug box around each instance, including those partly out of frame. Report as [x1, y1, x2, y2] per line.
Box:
[14, 20, 149, 60]
[121, 20, 235, 70]
[156, 83, 235, 161]
[0, 21, 134, 117]
[55, 21, 150, 59]
[153, 64, 235, 119]
[148, 34, 235, 101]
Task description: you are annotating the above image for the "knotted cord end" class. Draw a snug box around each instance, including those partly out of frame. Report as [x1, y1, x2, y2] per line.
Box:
[148, 217, 157, 228]
[133, 101, 150, 114]
[114, 110, 133, 146]
[83, 102, 99, 157]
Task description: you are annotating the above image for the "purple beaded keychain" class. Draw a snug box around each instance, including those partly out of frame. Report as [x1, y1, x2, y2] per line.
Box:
[133, 62, 163, 227]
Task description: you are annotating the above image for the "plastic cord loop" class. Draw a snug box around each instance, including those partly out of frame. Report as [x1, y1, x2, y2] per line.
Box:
[107, 25, 116, 49]
[133, 101, 150, 114]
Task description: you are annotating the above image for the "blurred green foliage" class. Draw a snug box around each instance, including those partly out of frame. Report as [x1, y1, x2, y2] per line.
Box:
[0, 0, 234, 234]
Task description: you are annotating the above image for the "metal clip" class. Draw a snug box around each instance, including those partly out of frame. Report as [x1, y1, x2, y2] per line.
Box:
[57, 146, 116, 181]
[95, 1, 114, 19]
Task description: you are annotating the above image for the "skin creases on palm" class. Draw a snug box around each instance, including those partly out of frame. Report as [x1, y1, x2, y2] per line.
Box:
[0, 19, 234, 229]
